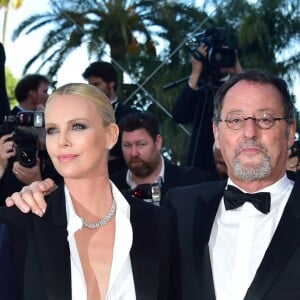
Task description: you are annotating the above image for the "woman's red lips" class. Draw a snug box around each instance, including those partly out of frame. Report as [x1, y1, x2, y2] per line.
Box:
[57, 154, 78, 162]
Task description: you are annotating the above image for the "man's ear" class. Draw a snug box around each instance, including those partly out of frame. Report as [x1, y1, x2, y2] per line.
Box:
[155, 134, 163, 151]
[108, 81, 116, 91]
[106, 123, 119, 150]
[28, 89, 37, 100]
[287, 121, 297, 148]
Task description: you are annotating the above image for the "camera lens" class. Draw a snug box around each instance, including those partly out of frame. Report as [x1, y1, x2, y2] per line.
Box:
[15, 147, 37, 168]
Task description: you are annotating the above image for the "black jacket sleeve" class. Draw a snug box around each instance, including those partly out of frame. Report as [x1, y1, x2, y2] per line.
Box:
[172, 83, 200, 124]
[0, 43, 11, 123]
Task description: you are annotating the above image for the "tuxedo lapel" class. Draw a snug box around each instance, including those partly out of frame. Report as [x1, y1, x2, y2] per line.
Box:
[33, 186, 72, 300]
[245, 179, 300, 300]
[161, 163, 181, 200]
[193, 180, 226, 300]
[195, 244, 216, 299]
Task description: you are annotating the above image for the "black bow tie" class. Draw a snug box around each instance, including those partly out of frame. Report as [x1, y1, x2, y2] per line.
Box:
[224, 185, 271, 214]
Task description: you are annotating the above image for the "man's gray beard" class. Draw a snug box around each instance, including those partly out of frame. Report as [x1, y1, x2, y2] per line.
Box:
[232, 153, 271, 181]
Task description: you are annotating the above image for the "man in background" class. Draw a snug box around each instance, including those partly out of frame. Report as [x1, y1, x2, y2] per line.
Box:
[111, 111, 217, 205]
[0, 74, 61, 204]
[11, 74, 49, 114]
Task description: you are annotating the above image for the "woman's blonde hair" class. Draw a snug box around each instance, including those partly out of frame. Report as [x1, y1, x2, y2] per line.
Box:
[47, 83, 116, 126]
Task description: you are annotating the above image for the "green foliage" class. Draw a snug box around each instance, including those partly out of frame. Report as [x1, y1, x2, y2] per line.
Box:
[4, 67, 18, 109]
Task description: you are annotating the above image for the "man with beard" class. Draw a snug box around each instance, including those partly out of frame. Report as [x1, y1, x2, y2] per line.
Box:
[165, 69, 300, 300]
[110, 111, 216, 205]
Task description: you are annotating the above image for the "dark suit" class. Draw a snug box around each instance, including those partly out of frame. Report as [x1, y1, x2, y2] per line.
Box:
[114, 101, 136, 124]
[10, 106, 22, 116]
[108, 101, 137, 175]
[165, 178, 300, 300]
[172, 83, 219, 174]
[0, 43, 10, 123]
[0, 224, 18, 300]
[111, 160, 217, 204]
[0, 185, 173, 300]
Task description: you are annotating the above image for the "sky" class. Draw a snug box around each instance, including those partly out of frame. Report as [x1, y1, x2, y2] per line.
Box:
[1, 0, 89, 87]
[1, 0, 299, 110]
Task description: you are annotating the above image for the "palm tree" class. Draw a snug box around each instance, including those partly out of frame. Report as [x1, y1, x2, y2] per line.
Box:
[11, 0, 212, 162]
[0, 0, 23, 46]
[10, 0, 300, 163]
[203, 0, 300, 86]
[202, 0, 300, 131]
[11, 0, 157, 78]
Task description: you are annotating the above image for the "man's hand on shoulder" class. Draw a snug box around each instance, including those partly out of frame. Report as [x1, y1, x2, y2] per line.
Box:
[5, 178, 57, 217]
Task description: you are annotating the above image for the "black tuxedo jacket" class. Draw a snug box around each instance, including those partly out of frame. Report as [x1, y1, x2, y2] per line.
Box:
[114, 101, 135, 124]
[10, 106, 22, 116]
[165, 178, 300, 300]
[0, 224, 18, 300]
[110, 160, 216, 204]
[0, 185, 173, 300]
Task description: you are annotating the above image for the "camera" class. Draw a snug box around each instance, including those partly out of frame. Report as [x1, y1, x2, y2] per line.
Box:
[0, 111, 45, 168]
[190, 27, 236, 72]
[129, 181, 162, 205]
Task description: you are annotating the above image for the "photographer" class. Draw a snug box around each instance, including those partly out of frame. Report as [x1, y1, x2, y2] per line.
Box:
[0, 74, 60, 206]
[0, 127, 43, 205]
[110, 111, 216, 205]
[0, 112, 62, 205]
[172, 28, 243, 175]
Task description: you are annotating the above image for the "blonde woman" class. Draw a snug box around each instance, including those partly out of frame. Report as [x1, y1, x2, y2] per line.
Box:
[2, 83, 173, 300]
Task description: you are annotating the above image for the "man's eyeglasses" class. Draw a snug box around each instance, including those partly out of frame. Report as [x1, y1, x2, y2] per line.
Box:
[219, 112, 288, 130]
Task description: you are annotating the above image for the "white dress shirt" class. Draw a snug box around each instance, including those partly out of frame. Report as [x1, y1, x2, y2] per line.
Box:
[65, 181, 136, 300]
[209, 175, 294, 300]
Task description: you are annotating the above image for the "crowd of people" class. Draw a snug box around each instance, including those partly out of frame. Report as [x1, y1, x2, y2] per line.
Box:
[0, 30, 300, 300]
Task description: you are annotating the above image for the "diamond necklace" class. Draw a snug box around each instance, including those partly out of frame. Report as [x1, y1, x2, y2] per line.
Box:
[81, 198, 116, 229]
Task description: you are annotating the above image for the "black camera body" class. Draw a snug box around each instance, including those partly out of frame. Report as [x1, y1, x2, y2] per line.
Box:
[0, 111, 44, 168]
[129, 182, 162, 205]
[190, 28, 236, 72]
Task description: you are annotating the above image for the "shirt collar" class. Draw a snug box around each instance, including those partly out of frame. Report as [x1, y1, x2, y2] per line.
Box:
[227, 174, 293, 205]
[65, 180, 131, 237]
[111, 98, 119, 110]
[17, 105, 29, 112]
